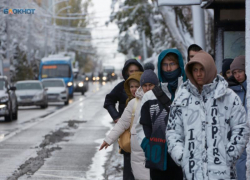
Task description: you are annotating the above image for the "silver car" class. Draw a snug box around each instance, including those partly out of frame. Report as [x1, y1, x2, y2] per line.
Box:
[15, 80, 48, 109]
[0, 76, 18, 121]
[42, 79, 69, 105]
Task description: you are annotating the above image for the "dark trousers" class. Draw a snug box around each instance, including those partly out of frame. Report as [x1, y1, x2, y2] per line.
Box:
[123, 152, 135, 180]
[150, 166, 183, 180]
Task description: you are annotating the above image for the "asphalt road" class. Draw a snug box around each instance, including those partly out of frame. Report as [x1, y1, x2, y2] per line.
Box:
[0, 81, 120, 180]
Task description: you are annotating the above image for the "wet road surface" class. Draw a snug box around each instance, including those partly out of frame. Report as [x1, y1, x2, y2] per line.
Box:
[0, 81, 120, 180]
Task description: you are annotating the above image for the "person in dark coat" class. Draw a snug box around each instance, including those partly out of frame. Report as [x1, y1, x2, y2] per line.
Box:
[103, 59, 143, 180]
[187, 44, 202, 62]
[222, 58, 233, 81]
[228, 55, 248, 180]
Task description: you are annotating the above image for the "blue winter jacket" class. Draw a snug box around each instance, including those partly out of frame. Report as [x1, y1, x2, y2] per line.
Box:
[229, 80, 247, 110]
[229, 77, 247, 180]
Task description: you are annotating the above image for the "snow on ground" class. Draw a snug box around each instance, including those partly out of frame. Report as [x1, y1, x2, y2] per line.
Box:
[104, 141, 123, 180]
[85, 138, 113, 180]
[85, 113, 123, 180]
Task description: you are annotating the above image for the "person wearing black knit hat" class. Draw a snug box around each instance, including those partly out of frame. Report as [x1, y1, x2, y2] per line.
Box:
[222, 58, 233, 81]
[140, 63, 158, 89]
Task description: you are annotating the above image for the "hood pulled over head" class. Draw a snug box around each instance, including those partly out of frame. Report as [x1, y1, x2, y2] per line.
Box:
[124, 71, 143, 104]
[122, 59, 144, 80]
[157, 49, 186, 83]
[185, 50, 217, 88]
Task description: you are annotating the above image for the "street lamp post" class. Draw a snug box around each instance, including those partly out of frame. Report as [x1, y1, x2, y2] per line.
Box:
[52, 5, 71, 54]
[43, 0, 69, 56]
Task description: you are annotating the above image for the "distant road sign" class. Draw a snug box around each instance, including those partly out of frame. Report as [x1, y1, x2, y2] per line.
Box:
[158, 0, 201, 6]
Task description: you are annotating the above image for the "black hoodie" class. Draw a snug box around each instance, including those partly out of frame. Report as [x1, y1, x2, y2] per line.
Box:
[103, 59, 143, 121]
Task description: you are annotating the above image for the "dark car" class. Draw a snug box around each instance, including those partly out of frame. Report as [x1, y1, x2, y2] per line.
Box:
[101, 72, 109, 82]
[0, 76, 18, 121]
[84, 72, 92, 82]
[92, 72, 101, 82]
[103, 65, 117, 81]
[74, 74, 89, 95]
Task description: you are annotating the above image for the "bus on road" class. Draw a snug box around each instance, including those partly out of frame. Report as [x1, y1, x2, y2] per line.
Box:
[38, 56, 74, 98]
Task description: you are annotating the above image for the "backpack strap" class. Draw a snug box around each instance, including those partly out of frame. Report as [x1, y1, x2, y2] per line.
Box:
[152, 86, 172, 112]
[129, 98, 138, 130]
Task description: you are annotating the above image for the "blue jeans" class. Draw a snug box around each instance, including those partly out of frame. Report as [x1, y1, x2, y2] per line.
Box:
[236, 149, 247, 180]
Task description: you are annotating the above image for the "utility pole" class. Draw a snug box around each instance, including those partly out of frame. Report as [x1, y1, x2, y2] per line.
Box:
[192, 5, 205, 50]
[44, 19, 48, 57]
[5, 0, 10, 80]
[142, 31, 148, 61]
[27, 15, 32, 64]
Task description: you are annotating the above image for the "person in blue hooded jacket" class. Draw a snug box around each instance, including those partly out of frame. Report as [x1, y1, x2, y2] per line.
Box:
[136, 49, 186, 180]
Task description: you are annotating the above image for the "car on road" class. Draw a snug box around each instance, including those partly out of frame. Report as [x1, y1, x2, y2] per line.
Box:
[42, 79, 69, 105]
[74, 74, 89, 95]
[103, 65, 117, 81]
[101, 72, 109, 82]
[15, 80, 48, 109]
[0, 76, 18, 121]
[85, 72, 91, 82]
[92, 72, 101, 82]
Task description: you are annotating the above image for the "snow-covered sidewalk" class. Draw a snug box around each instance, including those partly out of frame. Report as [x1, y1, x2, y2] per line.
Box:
[104, 141, 123, 180]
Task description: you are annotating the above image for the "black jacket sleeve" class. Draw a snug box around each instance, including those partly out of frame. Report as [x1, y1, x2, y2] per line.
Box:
[104, 81, 126, 121]
[140, 100, 152, 138]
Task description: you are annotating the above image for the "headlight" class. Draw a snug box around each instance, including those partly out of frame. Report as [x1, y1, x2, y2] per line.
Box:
[102, 77, 107, 81]
[0, 96, 9, 103]
[67, 82, 73, 86]
[0, 104, 6, 108]
[78, 82, 84, 87]
[96, 77, 100, 81]
[34, 93, 43, 100]
[61, 90, 66, 94]
[85, 77, 89, 81]
[93, 77, 96, 81]
[112, 73, 115, 76]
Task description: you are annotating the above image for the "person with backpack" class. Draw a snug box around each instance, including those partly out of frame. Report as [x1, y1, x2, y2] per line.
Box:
[100, 64, 159, 180]
[136, 49, 186, 180]
[166, 51, 249, 179]
[103, 59, 143, 180]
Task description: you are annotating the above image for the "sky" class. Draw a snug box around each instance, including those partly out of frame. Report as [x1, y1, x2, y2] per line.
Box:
[89, 0, 126, 71]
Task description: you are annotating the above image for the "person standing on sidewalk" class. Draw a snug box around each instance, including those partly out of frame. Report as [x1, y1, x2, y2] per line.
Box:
[136, 49, 186, 180]
[100, 64, 158, 179]
[187, 44, 202, 62]
[229, 55, 248, 180]
[166, 51, 249, 179]
[222, 58, 233, 81]
[103, 59, 143, 180]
